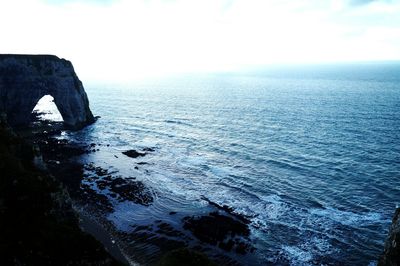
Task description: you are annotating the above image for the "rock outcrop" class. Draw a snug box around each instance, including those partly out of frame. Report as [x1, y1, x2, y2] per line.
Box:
[0, 120, 120, 265]
[0, 54, 94, 129]
[379, 208, 400, 266]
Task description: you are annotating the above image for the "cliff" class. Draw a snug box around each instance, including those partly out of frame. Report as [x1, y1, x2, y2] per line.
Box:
[0, 54, 94, 129]
[0, 55, 122, 264]
[0, 120, 120, 265]
[379, 208, 400, 266]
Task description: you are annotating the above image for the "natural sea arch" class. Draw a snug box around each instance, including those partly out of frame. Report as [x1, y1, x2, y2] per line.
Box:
[0, 54, 94, 129]
[32, 95, 63, 122]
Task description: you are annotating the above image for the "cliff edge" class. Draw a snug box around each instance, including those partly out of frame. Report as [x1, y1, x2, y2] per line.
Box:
[379, 208, 400, 266]
[0, 54, 94, 129]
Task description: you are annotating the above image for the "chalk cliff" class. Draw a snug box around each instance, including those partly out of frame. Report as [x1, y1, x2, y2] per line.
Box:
[379, 208, 400, 266]
[0, 54, 94, 129]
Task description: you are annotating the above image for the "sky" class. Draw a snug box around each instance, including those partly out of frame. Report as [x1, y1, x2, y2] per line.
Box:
[0, 0, 399, 81]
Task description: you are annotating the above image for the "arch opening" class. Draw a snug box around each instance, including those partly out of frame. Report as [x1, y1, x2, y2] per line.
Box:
[31, 95, 63, 123]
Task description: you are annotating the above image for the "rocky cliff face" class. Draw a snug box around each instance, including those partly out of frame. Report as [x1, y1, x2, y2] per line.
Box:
[0, 54, 94, 129]
[379, 208, 400, 266]
[0, 119, 120, 265]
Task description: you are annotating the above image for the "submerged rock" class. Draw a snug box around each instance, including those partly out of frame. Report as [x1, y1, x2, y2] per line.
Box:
[201, 196, 252, 224]
[142, 147, 156, 152]
[183, 211, 254, 254]
[379, 208, 400, 266]
[108, 177, 153, 205]
[122, 149, 146, 158]
[83, 164, 154, 207]
[0, 54, 94, 130]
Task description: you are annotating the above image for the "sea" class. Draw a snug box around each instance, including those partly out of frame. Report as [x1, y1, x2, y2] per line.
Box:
[36, 62, 400, 265]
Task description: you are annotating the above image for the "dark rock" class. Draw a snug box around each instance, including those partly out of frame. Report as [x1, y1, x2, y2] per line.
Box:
[39, 137, 86, 160]
[183, 211, 250, 244]
[169, 211, 177, 215]
[201, 196, 252, 224]
[219, 239, 235, 251]
[379, 208, 400, 266]
[109, 177, 153, 205]
[142, 147, 155, 152]
[79, 184, 114, 213]
[122, 149, 146, 158]
[133, 225, 153, 232]
[235, 241, 251, 255]
[158, 248, 216, 266]
[183, 212, 253, 254]
[104, 175, 113, 181]
[0, 122, 120, 265]
[47, 161, 84, 198]
[156, 222, 186, 238]
[84, 165, 153, 206]
[96, 180, 108, 190]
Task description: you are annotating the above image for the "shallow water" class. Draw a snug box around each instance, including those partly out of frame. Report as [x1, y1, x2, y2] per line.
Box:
[44, 63, 400, 265]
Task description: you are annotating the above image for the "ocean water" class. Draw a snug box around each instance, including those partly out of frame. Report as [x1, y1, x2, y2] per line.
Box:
[40, 63, 400, 265]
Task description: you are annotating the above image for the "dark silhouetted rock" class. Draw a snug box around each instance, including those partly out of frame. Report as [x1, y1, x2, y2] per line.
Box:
[122, 149, 146, 158]
[83, 164, 154, 206]
[183, 212, 250, 245]
[201, 196, 252, 224]
[0, 54, 94, 130]
[0, 122, 120, 265]
[379, 208, 400, 266]
[109, 177, 153, 205]
[183, 211, 254, 254]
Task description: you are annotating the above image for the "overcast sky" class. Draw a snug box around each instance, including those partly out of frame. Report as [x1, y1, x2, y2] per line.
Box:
[1, 0, 399, 81]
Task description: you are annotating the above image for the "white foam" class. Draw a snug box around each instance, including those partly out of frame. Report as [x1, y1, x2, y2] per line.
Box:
[260, 194, 288, 220]
[281, 245, 313, 266]
[208, 165, 233, 177]
[308, 236, 333, 254]
[179, 155, 207, 167]
[310, 207, 384, 226]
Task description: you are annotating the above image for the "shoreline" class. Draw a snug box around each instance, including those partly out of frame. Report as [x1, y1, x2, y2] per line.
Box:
[77, 209, 131, 265]
[0, 119, 122, 265]
[3, 117, 397, 265]
[30, 120, 258, 265]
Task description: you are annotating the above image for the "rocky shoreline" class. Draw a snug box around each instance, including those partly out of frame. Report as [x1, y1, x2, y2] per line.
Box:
[2, 114, 400, 265]
[3, 115, 400, 265]
[40, 128, 256, 265]
[0, 119, 122, 265]
[0, 54, 258, 265]
[1, 115, 261, 265]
